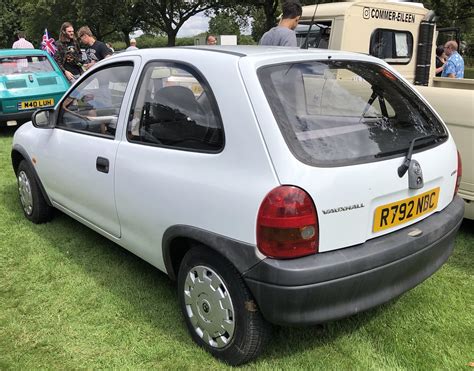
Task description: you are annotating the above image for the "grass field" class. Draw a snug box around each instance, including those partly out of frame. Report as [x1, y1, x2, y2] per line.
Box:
[0, 127, 473, 369]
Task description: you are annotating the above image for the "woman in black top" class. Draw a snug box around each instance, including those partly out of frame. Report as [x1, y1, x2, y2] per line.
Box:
[435, 46, 446, 77]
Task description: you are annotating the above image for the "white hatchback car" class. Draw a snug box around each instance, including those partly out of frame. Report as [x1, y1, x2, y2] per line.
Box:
[12, 46, 464, 365]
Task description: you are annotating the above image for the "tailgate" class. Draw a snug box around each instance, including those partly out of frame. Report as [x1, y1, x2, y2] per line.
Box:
[271, 141, 458, 252]
[0, 72, 67, 114]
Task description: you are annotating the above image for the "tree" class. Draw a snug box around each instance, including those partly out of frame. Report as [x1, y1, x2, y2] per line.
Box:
[250, 8, 268, 41]
[16, 0, 143, 47]
[142, 0, 221, 46]
[75, 0, 145, 45]
[423, 0, 474, 56]
[0, 0, 22, 48]
[209, 13, 241, 36]
[20, 0, 81, 44]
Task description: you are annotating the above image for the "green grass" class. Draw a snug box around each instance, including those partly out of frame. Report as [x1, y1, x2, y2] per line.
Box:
[1, 127, 473, 369]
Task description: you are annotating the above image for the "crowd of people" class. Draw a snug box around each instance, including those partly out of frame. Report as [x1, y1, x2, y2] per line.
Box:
[9, 2, 465, 81]
[257, 0, 465, 79]
[435, 40, 465, 78]
[10, 23, 139, 83]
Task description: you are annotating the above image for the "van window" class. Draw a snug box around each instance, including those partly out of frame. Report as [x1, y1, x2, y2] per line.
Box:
[370, 29, 413, 64]
[296, 22, 332, 49]
[258, 60, 447, 167]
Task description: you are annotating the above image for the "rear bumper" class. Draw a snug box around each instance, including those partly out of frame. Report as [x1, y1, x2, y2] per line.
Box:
[244, 196, 465, 326]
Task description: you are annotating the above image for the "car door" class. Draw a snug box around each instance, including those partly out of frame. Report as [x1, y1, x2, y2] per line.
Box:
[114, 61, 226, 266]
[37, 62, 135, 237]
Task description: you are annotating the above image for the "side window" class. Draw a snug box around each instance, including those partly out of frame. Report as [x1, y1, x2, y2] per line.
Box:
[370, 29, 413, 64]
[57, 63, 133, 137]
[128, 62, 224, 151]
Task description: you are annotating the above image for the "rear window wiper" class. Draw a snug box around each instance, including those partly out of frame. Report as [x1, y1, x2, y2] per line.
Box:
[374, 133, 447, 160]
[397, 134, 448, 177]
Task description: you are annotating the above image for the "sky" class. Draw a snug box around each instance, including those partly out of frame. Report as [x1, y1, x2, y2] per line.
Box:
[177, 13, 209, 37]
[132, 13, 250, 39]
[131, 14, 209, 38]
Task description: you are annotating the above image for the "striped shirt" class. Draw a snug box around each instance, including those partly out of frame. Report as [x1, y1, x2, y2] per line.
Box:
[12, 38, 34, 49]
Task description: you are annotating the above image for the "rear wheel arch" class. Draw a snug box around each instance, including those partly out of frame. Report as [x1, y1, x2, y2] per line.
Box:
[162, 226, 262, 281]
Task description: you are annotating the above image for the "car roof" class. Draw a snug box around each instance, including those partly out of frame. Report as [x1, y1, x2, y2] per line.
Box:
[120, 45, 369, 62]
[0, 49, 49, 57]
[112, 45, 387, 70]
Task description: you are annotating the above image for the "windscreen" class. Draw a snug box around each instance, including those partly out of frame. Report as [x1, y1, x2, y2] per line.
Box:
[258, 60, 447, 166]
[0, 55, 54, 75]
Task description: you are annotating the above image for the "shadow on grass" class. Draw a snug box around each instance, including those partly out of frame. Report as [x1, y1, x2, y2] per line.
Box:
[0, 125, 21, 138]
[445, 217, 474, 276]
[459, 217, 474, 236]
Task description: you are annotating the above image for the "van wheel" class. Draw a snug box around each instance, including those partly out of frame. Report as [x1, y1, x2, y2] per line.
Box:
[17, 160, 53, 223]
[177, 246, 271, 365]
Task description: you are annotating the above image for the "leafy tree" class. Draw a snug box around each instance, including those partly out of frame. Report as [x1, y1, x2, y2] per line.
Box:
[142, 0, 221, 46]
[75, 0, 145, 45]
[208, 12, 241, 36]
[0, 0, 22, 48]
[20, 0, 81, 44]
[424, 0, 473, 56]
[250, 8, 268, 41]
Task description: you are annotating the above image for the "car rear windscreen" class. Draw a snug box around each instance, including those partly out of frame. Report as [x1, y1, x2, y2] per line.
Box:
[258, 60, 447, 167]
[0, 55, 54, 75]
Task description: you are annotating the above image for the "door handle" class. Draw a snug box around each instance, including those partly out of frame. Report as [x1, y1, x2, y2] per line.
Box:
[96, 157, 109, 173]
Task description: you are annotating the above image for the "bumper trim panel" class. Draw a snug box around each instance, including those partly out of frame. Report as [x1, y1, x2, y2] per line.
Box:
[244, 196, 464, 326]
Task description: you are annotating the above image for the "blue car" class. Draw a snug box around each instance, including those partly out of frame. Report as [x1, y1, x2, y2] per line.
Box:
[0, 49, 69, 127]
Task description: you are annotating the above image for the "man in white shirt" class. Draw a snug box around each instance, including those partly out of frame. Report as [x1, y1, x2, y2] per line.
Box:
[12, 31, 34, 49]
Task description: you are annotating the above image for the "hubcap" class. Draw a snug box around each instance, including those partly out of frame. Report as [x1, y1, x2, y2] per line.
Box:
[18, 170, 33, 215]
[183, 265, 235, 348]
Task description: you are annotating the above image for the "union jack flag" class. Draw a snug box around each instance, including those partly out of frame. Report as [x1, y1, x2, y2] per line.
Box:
[41, 29, 57, 55]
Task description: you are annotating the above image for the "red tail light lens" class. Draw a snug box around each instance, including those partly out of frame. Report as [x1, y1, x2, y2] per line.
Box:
[454, 150, 462, 197]
[257, 186, 318, 259]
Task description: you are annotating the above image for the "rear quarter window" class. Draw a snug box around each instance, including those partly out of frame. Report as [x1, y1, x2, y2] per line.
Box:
[0, 55, 54, 74]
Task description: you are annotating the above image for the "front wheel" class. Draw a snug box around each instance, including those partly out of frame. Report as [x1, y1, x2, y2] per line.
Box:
[17, 160, 53, 223]
[177, 246, 271, 366]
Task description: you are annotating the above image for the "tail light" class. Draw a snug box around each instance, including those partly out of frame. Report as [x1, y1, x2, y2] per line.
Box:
[454, 150, 462, 198]
[257, 186, 318, 259]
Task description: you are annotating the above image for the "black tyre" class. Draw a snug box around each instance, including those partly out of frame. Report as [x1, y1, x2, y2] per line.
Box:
[177, 245, 271, 366]
[17, 160, 53, 223]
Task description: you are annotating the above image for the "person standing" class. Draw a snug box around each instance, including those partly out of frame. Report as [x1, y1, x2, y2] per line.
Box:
[259, 1, 302, 47]
[106, 42, 115, 53]
[77, 26, 112, 70]
[206, 35, 217, 45]
[125, 39, 138, 51]
[441, 40, 464, 78]
[435, 46, 446, 77]
[12, 31, 34, 49]
[55, 22, 83, 83]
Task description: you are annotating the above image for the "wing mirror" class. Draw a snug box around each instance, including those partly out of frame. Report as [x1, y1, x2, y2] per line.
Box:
[32, 109, 55, 128]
